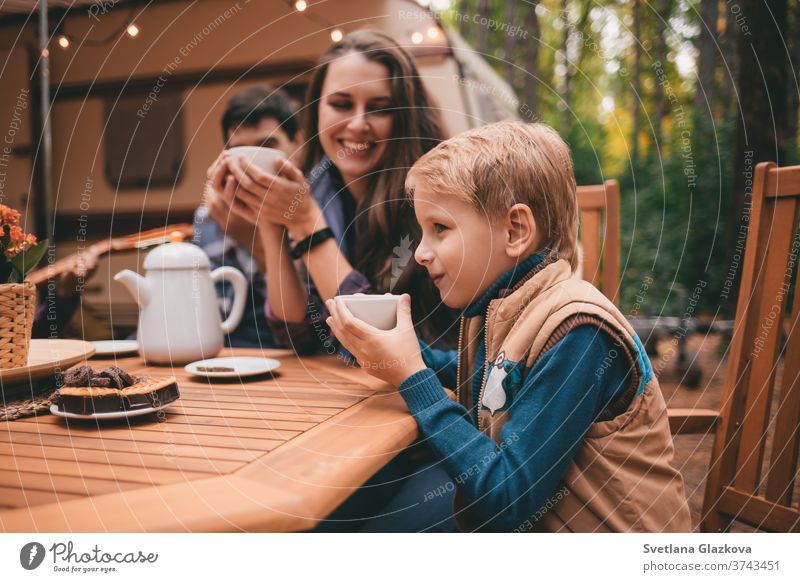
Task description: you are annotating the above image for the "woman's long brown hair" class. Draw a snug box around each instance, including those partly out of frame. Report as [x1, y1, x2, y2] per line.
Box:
[302, 29, 455, 343]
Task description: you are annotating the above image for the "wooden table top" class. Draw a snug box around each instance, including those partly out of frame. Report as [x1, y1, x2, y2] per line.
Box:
[0, 348, 418, 532]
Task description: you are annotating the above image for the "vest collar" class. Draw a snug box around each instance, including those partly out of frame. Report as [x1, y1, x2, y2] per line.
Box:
[463, 249, 554, 318]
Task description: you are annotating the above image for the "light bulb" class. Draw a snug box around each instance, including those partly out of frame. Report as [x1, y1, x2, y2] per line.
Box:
[427, 26, 440, 39]
[411, 32, 424, 44]
[126, 23, 140, 38]
[330, 28, 343, 42]
[57, 34, 70, 49]
[294, 0, 307, 11]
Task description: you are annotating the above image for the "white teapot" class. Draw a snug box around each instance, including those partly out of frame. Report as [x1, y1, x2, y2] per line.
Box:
[114, 239, 246, 364]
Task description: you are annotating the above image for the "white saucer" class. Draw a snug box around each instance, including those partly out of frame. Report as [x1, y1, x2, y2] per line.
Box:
[49, 402, 174, 420]
[92, 340, 139, 356]
[184, 356, 281, 378]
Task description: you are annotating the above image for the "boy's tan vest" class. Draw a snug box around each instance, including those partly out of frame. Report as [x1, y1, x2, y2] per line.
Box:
[454, 258, 692, 532]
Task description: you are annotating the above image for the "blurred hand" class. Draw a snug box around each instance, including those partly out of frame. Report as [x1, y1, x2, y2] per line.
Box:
[326, 294, 426, 387]
[205, 155, 265, 267]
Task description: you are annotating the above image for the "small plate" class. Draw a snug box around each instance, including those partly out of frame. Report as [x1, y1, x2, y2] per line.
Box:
[49, 402, 175, 420]
[184, 356, 281, 378]
[92, 340, 139, 357]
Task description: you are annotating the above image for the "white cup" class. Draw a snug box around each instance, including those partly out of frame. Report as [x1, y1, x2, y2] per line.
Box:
[227, 146, 286, 174]
[337, 295, 402, 330]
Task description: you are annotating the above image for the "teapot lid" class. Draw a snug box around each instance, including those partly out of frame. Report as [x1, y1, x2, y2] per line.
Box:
[143, 240, 210, 270]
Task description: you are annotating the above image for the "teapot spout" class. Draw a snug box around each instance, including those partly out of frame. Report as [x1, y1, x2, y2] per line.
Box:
[113, 270, 151, 309]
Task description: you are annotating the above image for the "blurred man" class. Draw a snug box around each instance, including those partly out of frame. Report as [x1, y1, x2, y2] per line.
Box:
[194, 84, 304, 347]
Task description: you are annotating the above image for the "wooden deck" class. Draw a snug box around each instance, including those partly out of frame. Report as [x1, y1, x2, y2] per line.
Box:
[0, 349, 418, 532]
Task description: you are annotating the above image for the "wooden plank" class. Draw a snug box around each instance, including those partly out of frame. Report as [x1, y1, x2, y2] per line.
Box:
[576, 185, 606, 209]
[0, 443, 245, 475]
[157, 410, 317, 432]
[719, 486, 800, 532]
[603, 180, 621, 305]
[581, 210, 601, 288]
[734, 197, 797, 492]
[169, 404, 332, 423]
[301, 357, 393, 392]
[177, 388, 355, 410]
[765, 237, 800, 505]
[179, 380, 375, 399]
[701, 162, 772, 533]
[0, 470, 145, 497]
[0, 486, 84, 508]
[764, 165, 800, 199]
[7, 418, 292, 448]
[668, 408, 719, 435]
[0, 391, 418, 532]
[0, 455, 215, 485]
[0, 430, 265, 461]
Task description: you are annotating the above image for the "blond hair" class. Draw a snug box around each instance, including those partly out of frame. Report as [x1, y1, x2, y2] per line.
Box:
[406, 121, 579, 270]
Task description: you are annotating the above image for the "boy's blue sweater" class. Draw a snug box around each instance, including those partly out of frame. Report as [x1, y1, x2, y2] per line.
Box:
[398, 252, 633, 531]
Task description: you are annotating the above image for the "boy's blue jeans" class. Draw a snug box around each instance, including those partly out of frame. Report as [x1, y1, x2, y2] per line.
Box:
[313, 443, 457, 533]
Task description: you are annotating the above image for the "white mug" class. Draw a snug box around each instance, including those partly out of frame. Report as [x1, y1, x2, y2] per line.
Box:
[337, 295, 402, 331]
[227, 146, 286, 174]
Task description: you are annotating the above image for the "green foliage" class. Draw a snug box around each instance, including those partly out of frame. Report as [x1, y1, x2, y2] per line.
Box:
[618, 113, 735, 315]
[441, 0, 761, 317]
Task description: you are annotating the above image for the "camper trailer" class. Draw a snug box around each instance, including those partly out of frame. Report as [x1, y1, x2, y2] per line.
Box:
[0, 0, 518, 337]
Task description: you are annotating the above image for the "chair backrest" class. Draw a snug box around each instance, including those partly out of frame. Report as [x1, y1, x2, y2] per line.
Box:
[576, 179, 620, 305]
[702, 162, 800, 532]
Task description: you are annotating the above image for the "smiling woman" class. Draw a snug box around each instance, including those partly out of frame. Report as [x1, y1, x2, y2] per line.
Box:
[221, 29, 455, 354]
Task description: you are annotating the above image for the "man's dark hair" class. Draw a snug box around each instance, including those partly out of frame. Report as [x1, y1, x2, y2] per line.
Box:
[221, 84, 300, 142]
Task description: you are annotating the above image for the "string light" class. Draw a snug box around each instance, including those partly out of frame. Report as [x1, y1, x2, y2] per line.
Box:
[41, 48, 49, 58]
[411, 31, 424, 44]
[330, 28, 343, 42]
[427, 26, 440, 39]
[56, 34, 70, 49]
[294, 0, 307, 11]
[125, 23, 140, 38]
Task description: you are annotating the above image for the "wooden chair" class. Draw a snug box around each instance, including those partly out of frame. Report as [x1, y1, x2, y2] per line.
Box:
[576, 179, 620, 305]
[668, 162, 800, 532]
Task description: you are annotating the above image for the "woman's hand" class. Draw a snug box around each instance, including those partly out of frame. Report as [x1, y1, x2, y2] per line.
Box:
[326, 294, 426, 387]
[223, 154, 326, 240]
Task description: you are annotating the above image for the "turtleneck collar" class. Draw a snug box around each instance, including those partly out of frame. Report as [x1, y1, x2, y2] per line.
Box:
[463, 249, 553, 318]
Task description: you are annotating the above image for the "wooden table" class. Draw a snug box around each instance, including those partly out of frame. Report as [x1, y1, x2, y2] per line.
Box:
[0, 349, 418, 532]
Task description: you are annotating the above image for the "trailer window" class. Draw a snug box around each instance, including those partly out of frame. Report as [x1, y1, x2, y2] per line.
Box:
[104, 91, 184, 190]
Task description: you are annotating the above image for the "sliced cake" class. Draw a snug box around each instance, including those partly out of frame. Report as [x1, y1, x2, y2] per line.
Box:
[56, 365, 180, 415]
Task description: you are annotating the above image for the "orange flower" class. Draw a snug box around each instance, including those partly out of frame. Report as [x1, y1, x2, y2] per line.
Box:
[0, 205, 21, 226]
[9, 225, 25, 244]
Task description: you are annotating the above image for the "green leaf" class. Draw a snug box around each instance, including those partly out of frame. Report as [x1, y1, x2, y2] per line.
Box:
[9, 239, 49, 279]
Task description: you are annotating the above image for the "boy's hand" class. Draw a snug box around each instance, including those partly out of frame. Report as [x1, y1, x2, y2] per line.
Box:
[326, 294, 426, 387]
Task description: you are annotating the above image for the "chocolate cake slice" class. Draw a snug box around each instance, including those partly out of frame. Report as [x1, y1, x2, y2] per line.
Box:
[122, 376, 180, 410]
[56, 365, 180, 415]
[57, 386, 123, 415]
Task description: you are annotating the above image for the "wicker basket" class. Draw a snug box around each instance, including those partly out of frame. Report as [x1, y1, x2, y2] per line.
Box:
[0, 280, 36, 369]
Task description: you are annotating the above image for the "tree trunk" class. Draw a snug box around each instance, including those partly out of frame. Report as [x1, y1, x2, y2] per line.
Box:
[652, 0, 669, 148]
[726, 0, 789, 310]
[631, 0, 642, 166]
[503, 0, 519, 89]
[694, 0, 719, 111]
[458, 0, 472, 41]
[522, 1, 541, 117]
[560, 0, 572, 134]
[719, 0, 741, 119]
[475, 0, 490, 55]
[787, 0, 800, 157]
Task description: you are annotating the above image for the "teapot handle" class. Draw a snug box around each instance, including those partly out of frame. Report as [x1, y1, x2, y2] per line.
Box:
[211, 267, 247, 335]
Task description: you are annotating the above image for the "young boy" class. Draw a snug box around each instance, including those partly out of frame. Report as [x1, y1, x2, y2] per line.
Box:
[326, 121, 691, 533]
